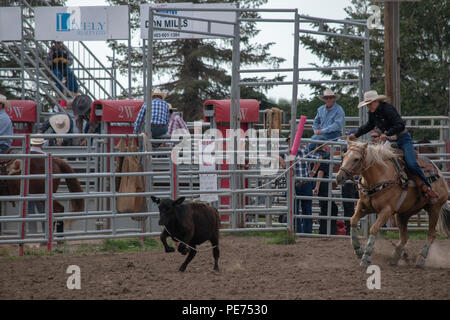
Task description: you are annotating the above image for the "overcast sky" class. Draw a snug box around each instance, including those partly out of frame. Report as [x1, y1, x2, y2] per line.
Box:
[65, 0, 355, 101]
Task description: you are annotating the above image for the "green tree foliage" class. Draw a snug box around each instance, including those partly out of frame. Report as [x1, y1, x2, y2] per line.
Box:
[106, 0, 285, 120]
[299, 0, 449, 116]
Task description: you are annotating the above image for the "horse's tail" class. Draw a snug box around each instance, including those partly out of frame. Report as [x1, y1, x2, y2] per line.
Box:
[55, 158, 85, 212]
[437, 201, 450, 237]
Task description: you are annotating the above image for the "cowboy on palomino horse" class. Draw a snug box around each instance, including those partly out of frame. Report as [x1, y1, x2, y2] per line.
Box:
[339, 90, 450, 267]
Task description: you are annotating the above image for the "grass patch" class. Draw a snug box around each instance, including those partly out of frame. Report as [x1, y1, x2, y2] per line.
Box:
[224, 230, 296, 245]
[378, 230, 446, 241]
[101, 237, 163, 252]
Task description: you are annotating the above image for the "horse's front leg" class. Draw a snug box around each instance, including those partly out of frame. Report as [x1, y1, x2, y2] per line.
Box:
[350, 200, 368, 258]
[360, 207, 392, 267]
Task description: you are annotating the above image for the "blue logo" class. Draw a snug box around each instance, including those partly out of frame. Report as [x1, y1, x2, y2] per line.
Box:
[56, 13, 71, 32]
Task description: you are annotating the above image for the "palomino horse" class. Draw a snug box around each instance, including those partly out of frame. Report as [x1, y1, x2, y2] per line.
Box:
[336, 140, 450, 267]
[0, 150, 84, 230]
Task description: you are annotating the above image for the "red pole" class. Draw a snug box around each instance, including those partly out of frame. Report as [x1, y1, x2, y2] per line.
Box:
[47, 153, 53, 252]
[289, 165, 294, 236]
[19, 134, 30, 256]
[173, 162, 177, 199]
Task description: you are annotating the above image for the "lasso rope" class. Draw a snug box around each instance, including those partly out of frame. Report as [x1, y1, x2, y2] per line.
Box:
[163, 226, 218, 252]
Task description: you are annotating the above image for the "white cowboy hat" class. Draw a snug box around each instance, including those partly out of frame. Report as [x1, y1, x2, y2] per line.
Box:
[30, 138, 45, 145]
[49, 114, 70, 133]
[151, 88, 167, 99]
[319, 88, 341, 102]
[357, 90, 388, 108]
[0, 94, 10, 107]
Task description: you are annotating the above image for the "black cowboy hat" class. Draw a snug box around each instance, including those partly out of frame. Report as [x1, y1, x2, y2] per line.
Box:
[72, 94, 93, 116]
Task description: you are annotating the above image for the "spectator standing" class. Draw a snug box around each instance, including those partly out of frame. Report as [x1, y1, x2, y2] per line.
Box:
[133, 88, 170, 138]
[47, 41, 79, 96]
[309, 88, 345, 152]
[0, 94, 13, 154]
[312, 145, 339, 235]
[27, 138, 46, 237]
[280, 144, 321, 234]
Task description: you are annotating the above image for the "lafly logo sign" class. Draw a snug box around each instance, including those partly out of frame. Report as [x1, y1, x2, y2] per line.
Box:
[56, 13, 71, 32]
[54, 7, 106, 38]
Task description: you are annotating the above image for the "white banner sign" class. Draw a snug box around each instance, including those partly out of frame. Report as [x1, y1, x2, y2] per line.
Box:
[0, 7, 21, 41]
[199, 140, 219, 203]
[140, 2, 235, 40]
[34, 6, 129, 41]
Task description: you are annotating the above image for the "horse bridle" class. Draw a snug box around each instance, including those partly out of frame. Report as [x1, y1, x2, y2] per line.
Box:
[339, 146, 367, 180]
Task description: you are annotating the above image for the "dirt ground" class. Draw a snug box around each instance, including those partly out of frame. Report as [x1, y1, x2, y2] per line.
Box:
[1, 235, 450, 300]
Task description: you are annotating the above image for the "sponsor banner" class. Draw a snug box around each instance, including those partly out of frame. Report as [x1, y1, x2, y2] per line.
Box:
[140, 2, 235, 40]
[199, 140, 219, 203]
[34, 6, 128, 41]
[0, 7, 21, 41]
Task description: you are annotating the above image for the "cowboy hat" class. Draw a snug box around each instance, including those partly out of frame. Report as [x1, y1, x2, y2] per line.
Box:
[151, 88, 167, 99]
[30, 138, 45, 145]
[357, 90, 388, 108]
[49, 114, 71, 133]
[0, 94, 10, 107]
[71, 94, 92, 116]
[319, 88, 340, 102]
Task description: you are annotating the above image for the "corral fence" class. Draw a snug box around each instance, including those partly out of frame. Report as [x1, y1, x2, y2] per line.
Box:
[1, 128, 449, 254]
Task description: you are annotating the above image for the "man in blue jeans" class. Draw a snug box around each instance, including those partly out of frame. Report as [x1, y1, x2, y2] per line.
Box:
[309, 88, 345, 152]
[47, 41, 79, 95]
[0, 94, 13, 154]
[280, 145, 321, 233]
[133, 88, 170, 138]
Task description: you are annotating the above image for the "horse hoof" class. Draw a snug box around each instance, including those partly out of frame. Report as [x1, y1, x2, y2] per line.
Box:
[389, 258, 399, 266]
[415, 255, 426, 268]
[165, 247, 175, 253]
[355, 249, 363, 259]
[360, 259, 371, 268]
[179, 265, 186, 272]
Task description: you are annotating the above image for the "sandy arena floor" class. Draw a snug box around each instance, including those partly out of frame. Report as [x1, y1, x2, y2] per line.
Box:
[1, 235, 449, 300]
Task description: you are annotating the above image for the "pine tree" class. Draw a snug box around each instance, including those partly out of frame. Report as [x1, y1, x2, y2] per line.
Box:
[298, 0, 449, 117]
[106, 0, 285, 121]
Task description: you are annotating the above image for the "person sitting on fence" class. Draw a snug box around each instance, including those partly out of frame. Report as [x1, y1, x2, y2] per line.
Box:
[0, 94, 13, 154]
[133, 88, 170, 139]
[279, 142, 321, 234]
[168, 104, 189, 136]
[38, 113, 76, 146]
[312, 144, 339, 235]
[308, 88, 345, 152]
[47, 41, 79, 96]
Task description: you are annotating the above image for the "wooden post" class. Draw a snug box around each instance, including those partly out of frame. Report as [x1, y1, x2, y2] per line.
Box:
[384, 2, 401, 112]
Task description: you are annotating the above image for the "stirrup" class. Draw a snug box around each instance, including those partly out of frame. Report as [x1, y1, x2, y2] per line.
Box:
[421, 184, 439, 203]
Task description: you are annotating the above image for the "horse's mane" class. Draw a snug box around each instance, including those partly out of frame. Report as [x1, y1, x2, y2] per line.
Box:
[350, 141, 396, 167]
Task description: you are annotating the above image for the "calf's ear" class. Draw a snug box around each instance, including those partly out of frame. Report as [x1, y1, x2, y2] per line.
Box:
[151, 196, 160, 204]
[173, 197, 185, 206]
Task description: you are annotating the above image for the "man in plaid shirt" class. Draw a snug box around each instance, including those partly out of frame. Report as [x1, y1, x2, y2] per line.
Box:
[133, 88, 170, 138]
[280, 143, 321, 234]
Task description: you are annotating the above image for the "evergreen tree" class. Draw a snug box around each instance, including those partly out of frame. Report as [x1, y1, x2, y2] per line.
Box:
[106, 0, 285, 121]
[299, 0, 449, 116]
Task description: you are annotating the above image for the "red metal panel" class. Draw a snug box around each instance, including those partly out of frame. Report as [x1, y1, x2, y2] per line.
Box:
[5, 100, 37, 123]
[203, 99, 260, 123]
[90, 100, 144, 123]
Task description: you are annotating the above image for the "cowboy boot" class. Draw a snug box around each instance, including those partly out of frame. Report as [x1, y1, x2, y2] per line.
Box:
[415, 178, 439, 204]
